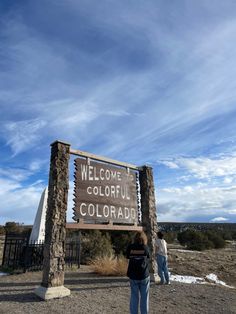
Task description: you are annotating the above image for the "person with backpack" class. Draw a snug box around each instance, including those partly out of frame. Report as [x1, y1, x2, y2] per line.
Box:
[156, 231, 170, 285]
[126, 231, 150, 314]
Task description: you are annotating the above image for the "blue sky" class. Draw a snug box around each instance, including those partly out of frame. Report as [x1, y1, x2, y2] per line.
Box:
[1, 0, 236, 225]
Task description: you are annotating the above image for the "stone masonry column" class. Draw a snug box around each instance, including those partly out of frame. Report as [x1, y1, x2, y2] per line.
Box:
[139, 166, 159, 282]
[35, 140, 71, 300]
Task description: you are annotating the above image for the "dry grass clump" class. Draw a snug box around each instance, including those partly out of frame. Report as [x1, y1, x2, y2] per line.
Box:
[89, 255, 128, 276]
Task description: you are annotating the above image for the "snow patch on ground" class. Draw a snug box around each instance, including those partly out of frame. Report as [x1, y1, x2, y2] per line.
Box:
[170, 274, 205, 284]
[205, 273, 230, 287]
[0, 272, 8, 276]
[169, 249, 201, 253]
[170, 273, 234, 288]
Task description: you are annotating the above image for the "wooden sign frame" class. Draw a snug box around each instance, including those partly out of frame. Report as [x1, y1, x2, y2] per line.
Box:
[35, 140, 158, 301]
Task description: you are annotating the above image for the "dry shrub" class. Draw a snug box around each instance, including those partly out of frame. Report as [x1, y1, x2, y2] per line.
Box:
[89, 255, 128, 276]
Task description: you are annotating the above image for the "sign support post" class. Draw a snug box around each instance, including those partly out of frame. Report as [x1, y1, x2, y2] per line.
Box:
[139, 166, 158, 282]
[35, 140, 71, 300]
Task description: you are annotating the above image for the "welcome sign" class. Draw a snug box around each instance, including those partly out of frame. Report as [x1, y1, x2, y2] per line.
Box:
[73, 157, 139, 224]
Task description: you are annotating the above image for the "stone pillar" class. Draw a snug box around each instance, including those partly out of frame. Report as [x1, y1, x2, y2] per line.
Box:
[139, 166, 159, 282]
[35, 140, 71, 300]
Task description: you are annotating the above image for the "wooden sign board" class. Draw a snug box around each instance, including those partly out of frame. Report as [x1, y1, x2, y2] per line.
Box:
[73, 158, 139, 224]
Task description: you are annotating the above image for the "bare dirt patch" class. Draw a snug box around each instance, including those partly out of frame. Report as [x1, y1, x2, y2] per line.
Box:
[168, 241, 236, 287]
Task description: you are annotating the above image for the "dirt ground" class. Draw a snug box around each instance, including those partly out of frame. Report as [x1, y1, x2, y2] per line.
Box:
[0, 266, 236, 314]
[168, 241, 236, 287]
[0, 242, 236, 314]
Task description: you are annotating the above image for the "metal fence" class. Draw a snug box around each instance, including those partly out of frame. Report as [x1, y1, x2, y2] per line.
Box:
[2, 232, 80, 271]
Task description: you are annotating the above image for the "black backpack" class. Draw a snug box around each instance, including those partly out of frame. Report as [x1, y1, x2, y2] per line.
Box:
[127, 255, 148, 279]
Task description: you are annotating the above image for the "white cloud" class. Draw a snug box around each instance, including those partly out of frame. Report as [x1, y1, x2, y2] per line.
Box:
[0, 168, 31, 182]
[210, 217, 229, 222]
[160, 155, 236, 181]
[29, 160, 46, 172]
[157, 185, 236, 222]
[0, 178, 21, 195]
[0, 177, 45, 225]
[0, 160, 45, 184]
[223, 177, 233, 184]
[228, 209, 236, 214]
[4, 119, 46, 156]
[0, 161, 47, 225]
[161, 161, 179, 169]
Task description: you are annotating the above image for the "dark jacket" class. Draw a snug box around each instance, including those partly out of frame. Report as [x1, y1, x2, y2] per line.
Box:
[126, 243, 150, 280]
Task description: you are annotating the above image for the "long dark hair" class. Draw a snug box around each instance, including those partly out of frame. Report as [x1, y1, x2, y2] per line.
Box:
[134, 231, 148, 245]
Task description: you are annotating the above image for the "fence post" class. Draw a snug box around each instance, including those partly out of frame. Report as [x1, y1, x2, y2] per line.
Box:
[1, 231, 8, 267]
[23, 238, 30, 273]
[78, 231, 81, 268]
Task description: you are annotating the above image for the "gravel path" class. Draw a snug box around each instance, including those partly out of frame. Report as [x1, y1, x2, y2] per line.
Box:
[0, 267, 236, 314]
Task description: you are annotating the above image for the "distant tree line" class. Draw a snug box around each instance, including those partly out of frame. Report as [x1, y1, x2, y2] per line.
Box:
[159, 222, 236, 251]
[177, 229, 227, 250]
[158, 222, 236, 233]
[0, 222, 32, 235]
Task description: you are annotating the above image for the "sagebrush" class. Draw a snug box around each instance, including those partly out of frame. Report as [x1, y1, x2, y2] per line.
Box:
[89, 255, 128, 276]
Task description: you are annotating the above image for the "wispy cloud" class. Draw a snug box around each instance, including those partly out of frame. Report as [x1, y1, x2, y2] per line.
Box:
[0, 167, 32, 182]
[3, 119, 46, 156]
[1, 1, 236, 223]
[159, 154, 236, 182]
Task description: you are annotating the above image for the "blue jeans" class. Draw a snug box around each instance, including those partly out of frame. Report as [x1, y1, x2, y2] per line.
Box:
[129, 276, 150, 314]
[157, 254, 169, 284]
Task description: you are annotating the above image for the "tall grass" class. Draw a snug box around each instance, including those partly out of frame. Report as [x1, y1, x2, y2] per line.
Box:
[89, 255, 128, 276]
